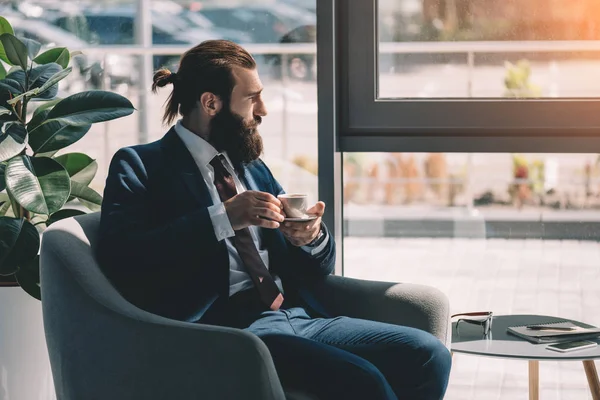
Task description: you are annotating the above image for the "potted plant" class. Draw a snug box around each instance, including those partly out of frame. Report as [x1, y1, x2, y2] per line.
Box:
[0, 16, 134, 400]
[503, 59, 542, 98]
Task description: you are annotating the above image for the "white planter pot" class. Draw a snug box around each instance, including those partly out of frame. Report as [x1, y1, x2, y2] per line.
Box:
[0, 287, 55, 400]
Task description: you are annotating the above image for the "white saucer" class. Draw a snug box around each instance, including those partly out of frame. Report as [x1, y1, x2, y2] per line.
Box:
[284, 214, 318, 222]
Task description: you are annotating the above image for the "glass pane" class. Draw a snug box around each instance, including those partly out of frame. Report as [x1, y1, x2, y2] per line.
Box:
[378, 1, 600, 98]
[343, 151, 600, 399]
[2, 1, 318, 202]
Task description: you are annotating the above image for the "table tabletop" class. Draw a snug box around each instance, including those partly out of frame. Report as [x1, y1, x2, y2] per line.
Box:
[451, 314, 600, 361]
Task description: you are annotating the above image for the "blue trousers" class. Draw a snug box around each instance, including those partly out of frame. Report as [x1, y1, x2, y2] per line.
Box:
[201, 292, 452, 399]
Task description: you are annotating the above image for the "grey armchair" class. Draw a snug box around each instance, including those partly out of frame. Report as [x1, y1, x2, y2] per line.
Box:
[40, 213, 451, 400]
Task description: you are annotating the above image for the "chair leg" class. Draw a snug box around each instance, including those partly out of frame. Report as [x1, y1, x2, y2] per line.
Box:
[529, 360, 539, 400]
[583, 360, 600, 400]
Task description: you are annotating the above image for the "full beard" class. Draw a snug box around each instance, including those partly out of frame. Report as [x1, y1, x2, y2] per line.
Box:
[209, 107, 264, 166]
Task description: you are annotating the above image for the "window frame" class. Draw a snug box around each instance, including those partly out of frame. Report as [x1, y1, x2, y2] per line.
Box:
[338, 0, 600, 153]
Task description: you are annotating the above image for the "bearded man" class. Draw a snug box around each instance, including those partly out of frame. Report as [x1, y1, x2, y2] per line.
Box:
[97, 40, 451, 400]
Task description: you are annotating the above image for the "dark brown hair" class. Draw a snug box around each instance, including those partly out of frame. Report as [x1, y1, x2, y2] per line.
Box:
[151, 40, 256, 125]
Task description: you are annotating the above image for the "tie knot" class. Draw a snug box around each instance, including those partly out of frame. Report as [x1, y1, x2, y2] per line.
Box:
[210, 154, 226, 169]
[210, 154, 233, 181]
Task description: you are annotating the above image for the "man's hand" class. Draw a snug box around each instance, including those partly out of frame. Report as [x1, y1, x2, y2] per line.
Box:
[279, 201, 325, 247]
[224, 191, 284, 230]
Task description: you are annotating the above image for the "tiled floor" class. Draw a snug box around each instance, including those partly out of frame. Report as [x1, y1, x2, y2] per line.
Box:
[344, 238, 600, 400]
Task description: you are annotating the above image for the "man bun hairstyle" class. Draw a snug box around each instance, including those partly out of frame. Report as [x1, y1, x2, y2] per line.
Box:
[151, 40, 256, 126]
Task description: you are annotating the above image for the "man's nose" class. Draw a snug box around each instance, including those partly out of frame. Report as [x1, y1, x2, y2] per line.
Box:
[255, 101, 268, 117]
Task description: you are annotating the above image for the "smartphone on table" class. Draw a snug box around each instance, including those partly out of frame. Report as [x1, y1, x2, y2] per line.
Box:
[546, 340, 598, 353]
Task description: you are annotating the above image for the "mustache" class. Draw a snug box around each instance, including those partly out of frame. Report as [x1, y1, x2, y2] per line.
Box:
[240, 115, 261, 135]
[249, 115, 261, 127]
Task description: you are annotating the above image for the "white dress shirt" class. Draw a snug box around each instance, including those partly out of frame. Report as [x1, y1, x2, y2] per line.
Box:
[174, 120, 328, 297]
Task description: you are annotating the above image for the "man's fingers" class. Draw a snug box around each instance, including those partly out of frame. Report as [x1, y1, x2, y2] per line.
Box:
[306, 201, 325, 216]
[282, 218, 321, 231]
[280, 226, 315, 241]
[281, 221, 310, 231]
[256, 200, 284, 215]
[256, 207, 285, 223]
[253, 215, 281, 229]
[250, 191, 282, 207]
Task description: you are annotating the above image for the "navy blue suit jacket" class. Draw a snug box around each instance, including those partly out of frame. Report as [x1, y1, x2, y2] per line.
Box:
[97, 128, 336, 321]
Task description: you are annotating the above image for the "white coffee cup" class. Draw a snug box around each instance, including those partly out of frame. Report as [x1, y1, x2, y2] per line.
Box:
[277, 193, 308, 218]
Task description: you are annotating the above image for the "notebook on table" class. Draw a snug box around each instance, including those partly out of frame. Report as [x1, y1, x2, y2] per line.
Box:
[507, 320, 600, 344]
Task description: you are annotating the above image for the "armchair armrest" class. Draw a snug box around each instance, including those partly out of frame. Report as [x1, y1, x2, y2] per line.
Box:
[311, 275, 451, 348]
[44, 280, 287, 400]
[41, 229, 287, 400]
[85, 317, 287, 400]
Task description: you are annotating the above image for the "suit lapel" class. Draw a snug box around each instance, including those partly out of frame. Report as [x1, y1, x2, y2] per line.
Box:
[241, 165, 258, 191]
[160, 128, 212, 207]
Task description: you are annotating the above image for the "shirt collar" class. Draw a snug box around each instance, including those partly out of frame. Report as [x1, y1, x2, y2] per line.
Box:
[174, 120, 233, 168]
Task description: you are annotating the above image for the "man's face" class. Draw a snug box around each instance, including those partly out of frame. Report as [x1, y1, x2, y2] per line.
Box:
[229, 66, 267, 123]
[209, 67, 268, 165]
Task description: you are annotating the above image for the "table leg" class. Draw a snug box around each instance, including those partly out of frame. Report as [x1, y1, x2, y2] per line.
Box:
[583, 360, 600, 400]
[529, 360, 539, 400]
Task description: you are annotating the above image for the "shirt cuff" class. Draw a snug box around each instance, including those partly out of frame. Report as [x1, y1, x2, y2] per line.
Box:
[301, 229, 329, 256]
[208, 203, 235, 241]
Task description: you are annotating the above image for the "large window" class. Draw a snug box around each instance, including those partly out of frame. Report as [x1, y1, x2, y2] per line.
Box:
[339, 1, 600, 152]
[333, 1, 600, 398]
[379, 0, 600, 99]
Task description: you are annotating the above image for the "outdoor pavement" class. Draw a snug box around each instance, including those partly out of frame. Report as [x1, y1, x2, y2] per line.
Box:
[344, 237, 600, 400]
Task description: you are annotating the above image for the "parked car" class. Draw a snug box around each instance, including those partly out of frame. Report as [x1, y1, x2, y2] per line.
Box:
[197, 4, 316, 80]
[150, 0, 253, 45]
[52, 5, 250, 72]
[198, 4, 315, 44]
[278, 0, 316, 13]
[7, 16, 134, 90]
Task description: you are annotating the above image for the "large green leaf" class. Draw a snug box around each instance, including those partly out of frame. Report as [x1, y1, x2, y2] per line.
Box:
[47, 208, 86, 226]
[29, 114, 91, 154]
[0, 106, 10, 116]
[34, 66, 71, 99]
[0, 34, 28, 70]
[70, 181, 102, 211]
[53, 153, 97, 186]
[0, 163, 5, 191]
[0, 17, 14, 36]
[31, 98, 61, 120]
[5, 156, 71, 215]
[30, 63, 62, 88]
[0, 78, 22, 96]
[27, 108, 48, 132]
[34, 48, 70, 69]
[0, 63, 6, 80]
[22, 38, 41, 60]
[0, 122, 27, 162]
[0, 193, 10, 216]
[7, 64, 65, 102]
[15, 254, 40, 300]
[35, 91, 134, 128]
[7, 69, 27, 90]
[34, 149, 58, 158]
[0, 17, 12, 65]
[0, 217, 39, 276]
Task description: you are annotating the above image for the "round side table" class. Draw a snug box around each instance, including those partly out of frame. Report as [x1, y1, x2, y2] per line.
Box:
[451, 314, 600, 400]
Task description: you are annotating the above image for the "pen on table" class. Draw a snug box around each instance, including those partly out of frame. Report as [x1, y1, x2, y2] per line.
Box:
[526, 326, 577, 331]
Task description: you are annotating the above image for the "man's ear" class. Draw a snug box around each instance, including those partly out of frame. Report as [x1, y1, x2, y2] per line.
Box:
[200, 92, 222, 116]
